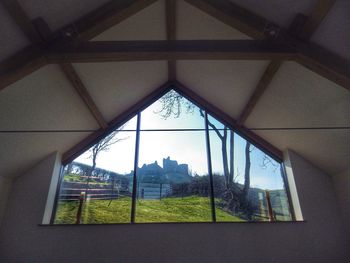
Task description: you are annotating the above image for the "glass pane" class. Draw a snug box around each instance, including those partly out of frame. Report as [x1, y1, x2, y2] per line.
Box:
[117, 115, 137, 131]
[209, 130, 245, 222]
[135, 130, 212, 223]
[208, 110, 292, 222]
[53, 89, 294, 224]
[243, 140, 292, 221]
[208, 114, 226, 130]
[141, 90, 205, 130]
[54, 130, 136, 224]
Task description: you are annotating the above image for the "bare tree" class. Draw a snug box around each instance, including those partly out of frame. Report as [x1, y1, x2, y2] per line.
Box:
[199, 110, 234, 187]
[86, 129, 126, 187]
[158, 90, 234, 188]
[156, 90, 194, 118]
[157, 91, 258, 218]
[242, 141, 251, 200]
[261, 154, 279, 172]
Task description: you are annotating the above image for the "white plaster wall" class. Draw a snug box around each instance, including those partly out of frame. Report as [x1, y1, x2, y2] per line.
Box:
[0, 150, 348, 263]
[0, 177, 12, 227]
[332, 168, 350, 239]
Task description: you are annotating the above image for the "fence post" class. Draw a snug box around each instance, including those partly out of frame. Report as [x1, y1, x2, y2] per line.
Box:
[159, 183, 163, 200]
[76, 191, 85, 224]
[265, 190, 275, 222]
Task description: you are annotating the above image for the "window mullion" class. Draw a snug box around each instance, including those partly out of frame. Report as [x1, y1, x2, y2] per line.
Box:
[131, 112, 141, 223]
[280, 164, 296, 221]
[205, 111, 216, 223]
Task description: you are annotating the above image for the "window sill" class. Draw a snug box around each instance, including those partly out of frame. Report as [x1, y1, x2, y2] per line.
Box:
[39, 220, 306, 227]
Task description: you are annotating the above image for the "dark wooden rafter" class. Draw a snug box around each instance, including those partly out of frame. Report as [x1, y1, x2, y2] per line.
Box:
[1, 1, 108, 129]
[1, 0, 43, 45]
[34, 0, 159, 45]
[236, 0, 339, 125]
[32, 17, 54, 42]
[295, 43, 350, 90]
[0, 0, 47, 89]
[63, 80, 283, 165]
[0, 0, 158, 92]
[46, 40, 296, 63]
[166, 0, 176, 40]
[166, 0, 177, 80]
[184, 0, 270, 39]
[237, 17, 303, 126]
[298, 0, 336, 40]
[0, 47, 47, 89]
[237, 61, 282, 125]
[292, 0, 343, 89]
[1, 0, 347, 93]
[62, 0, 158, 42]
[59, 63, 108, 129]
[35, 19, 109, 129]
[184, 0, 350, 92]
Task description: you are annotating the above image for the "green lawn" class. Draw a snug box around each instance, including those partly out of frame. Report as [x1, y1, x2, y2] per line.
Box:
[63, 174, 85, 182]
[63, 174, 110, 185]
[54, 196, 244, 224]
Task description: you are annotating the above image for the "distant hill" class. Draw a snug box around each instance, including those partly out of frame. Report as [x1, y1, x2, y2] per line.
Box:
[165, 172, 192, 184]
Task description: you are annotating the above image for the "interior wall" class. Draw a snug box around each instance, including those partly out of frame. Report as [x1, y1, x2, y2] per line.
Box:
[332, 168, 350, 239]
[0, 150, 348, 263]
[0, 176, 12, 227]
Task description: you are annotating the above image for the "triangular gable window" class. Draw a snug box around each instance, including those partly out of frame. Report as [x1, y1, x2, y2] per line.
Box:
[53, 88, 293, 224]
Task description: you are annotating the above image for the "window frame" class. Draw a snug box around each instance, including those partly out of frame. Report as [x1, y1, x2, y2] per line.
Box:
[50, 84, 296, 224]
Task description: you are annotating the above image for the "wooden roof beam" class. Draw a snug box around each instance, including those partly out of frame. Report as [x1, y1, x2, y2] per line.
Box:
[1, 0, 43, 45]
[0, 0, 48, 91]
[0, 47, 47, 91]
[237, 0, 338, 126]
[184, 0, 271, 39]
[166, 0, 177, 81]
[28, 19, 109, 130]
[236, 0, 339, 126]
[46, 40, 296, 63]
[32, 18, 109, 129]
[237, 61, 281, 126]
[298, 0, 336, 40]
[0, 0, 158, 92]
[56, 0, 158, 43]
[59, 63, 108, 129]
[184, 0, 350, 92]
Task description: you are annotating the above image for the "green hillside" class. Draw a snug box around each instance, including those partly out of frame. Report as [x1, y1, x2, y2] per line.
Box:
[55, 196, 243, 224]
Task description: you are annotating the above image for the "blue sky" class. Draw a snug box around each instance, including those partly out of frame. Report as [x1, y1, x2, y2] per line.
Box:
[75, 90, 286, 190]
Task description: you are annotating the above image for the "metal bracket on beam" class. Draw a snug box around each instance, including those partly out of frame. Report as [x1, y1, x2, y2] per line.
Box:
[263, 23, 281, 39]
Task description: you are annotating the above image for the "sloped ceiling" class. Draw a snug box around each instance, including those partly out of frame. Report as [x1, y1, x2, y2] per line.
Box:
[246, 62, 350, 174]
[0, 65, 98, 177]
[0, 0, 349, 178]
[18, 0, 111, 31]
[311, 0, 350, 61]
[177, 60, 269, 119]
[177, 0, 250, 40]
[93, 0, 166, 41]
[231, 0, 350, 61]
[73, 61, 168, 122]
[0, 5, 29, 61]
[230, 0, 319, 28]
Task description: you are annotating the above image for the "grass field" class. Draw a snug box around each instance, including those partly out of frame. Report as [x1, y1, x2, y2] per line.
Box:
[54, 196, 244, 224]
